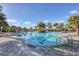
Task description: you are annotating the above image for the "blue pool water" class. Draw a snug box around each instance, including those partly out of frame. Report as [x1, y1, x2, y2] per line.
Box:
[21, 32, 64, 46]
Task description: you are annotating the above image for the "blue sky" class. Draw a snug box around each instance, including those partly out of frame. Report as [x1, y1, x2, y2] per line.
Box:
[2, 3, 79, 28]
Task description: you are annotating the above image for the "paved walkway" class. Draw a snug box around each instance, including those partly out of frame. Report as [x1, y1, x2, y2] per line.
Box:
[0, 38, 79, 56]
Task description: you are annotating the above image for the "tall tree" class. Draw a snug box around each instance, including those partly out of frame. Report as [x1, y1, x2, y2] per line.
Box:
[0, 4, 9, 32]
[36, 22, 46, 32]
[53, 23, 64, 31]
[47, 22, 52, 31]
[10, 26, 17, 32]
[68, 16, 79, 36]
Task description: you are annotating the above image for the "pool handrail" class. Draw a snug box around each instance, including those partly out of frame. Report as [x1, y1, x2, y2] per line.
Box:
[58, 36, 73, 47]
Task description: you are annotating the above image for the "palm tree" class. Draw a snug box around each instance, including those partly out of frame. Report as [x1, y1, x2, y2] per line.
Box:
[16, 27, 22, 32]
[47, 22, 52, 31]
[59, 23, 64, 30]
[34, 26, 37, 31]
[53, 23, 64, 31]
[68, 16, 79, 36]
[10, 26, 17, 32]
[3, 26, 10, 32]
[53, 23, 59, 31]
[36, 22, 46, 32]
[29, 27, 33, 31]
[22, 27, 28, 32]
[0, 5, 9, 32]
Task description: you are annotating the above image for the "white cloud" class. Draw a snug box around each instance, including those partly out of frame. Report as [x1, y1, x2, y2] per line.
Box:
[44, 20, 50, 23]
[25, 21, 32, 25]
[32, 24, 36, 28]
[70, 10, 77, 14]
[55, 20, 63, 23]
[12, 23, 21, 27]
[24, 21, 36, 28]
[6, 19, 22, 27]
[8, 22, 22, 27]
[70, 10, 79, 14]
[65, 16, 69, 18]
[6, 19, 16, 23]
[33, 24, 36, 26]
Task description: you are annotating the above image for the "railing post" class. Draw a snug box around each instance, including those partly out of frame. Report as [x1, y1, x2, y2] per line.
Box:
[56, 38, 58, 47]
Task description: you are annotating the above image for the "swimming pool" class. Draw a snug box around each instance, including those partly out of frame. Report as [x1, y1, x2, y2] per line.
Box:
[21, 32, 64, 46]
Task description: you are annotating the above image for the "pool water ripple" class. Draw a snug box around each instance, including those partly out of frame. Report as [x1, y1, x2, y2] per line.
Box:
[21, 32, 64, 46]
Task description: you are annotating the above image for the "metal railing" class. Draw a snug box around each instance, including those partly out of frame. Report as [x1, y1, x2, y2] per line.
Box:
[56, 36, 73, 47]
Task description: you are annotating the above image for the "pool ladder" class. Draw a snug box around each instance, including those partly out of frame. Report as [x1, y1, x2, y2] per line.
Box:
[56, 36, 73, 47]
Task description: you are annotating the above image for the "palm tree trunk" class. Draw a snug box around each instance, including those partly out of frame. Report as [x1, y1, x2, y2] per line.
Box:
[0, 26, 1, 31]
[1, 26, 3, 32]
[1, 22, 3, 32]
[77, 29, 79, 36]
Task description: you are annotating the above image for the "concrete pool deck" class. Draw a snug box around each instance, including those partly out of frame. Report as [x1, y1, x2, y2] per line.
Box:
[59, 32, 79, 41]
[0, 32, 79, 56]
[0, 37, 16, 44]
